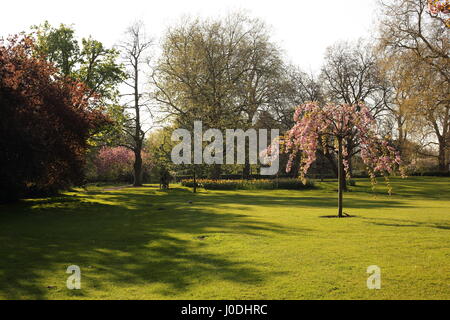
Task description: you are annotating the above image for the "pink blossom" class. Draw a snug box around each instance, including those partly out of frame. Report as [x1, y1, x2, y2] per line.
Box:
[94, 147, 153, 179]
[270, 102, 403, 183]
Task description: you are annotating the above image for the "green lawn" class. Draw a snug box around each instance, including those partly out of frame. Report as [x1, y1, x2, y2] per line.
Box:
[1, 177, 449, 300]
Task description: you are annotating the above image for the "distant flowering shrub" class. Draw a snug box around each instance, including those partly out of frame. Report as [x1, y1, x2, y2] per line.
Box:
[95, 147, 133, 178]
[94, 147, 152, 182]
[181, 179, 315, 190]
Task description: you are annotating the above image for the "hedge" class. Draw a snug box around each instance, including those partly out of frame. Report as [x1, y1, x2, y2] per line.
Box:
[181, 179, 315, 190]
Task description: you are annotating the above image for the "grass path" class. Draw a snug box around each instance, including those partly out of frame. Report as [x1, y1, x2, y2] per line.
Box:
[0, 177, 449, 299]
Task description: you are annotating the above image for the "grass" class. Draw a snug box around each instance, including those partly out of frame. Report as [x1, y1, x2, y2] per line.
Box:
[0, 177, 449, 300]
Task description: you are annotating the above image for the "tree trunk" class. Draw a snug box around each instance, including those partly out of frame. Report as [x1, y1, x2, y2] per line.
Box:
[433, 106, 449, 173]
[337, 137, 344, 218]
[325, 151, 347, 191]
[320, 151, 325, 182]
[325, 152, 338, 177]
[133, 150, 143, 187]
[342, 141, 352, 192]
[397, 117, 406, 152]
[340, 167, 348, 191]
[243, 160, 251, 179]
[438, 142, 447, 172]
[211, 163, 221, 179]
[242, 117, 254, 180]
[193, 166, 197, 194]
[242, 135, 251, 179]
[132, 58, 143, 187]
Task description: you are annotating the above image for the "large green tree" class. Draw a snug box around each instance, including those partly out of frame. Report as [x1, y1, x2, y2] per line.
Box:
[153, 13, 290, 178]
[31, 22, 128, 175]
[31, 21, 125, 101]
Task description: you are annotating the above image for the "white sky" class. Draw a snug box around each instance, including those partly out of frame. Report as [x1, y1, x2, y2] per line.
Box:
[1, 0, 378, 73]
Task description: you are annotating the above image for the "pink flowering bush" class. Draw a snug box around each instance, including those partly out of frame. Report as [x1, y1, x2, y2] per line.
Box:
[94, 147, 153, 182]
[273, 103, 404, 217]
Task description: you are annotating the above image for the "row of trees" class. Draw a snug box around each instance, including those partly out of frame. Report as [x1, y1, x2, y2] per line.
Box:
[1, 20, 154, 200]
[1, 0, 448, 201]
[150, 0, 449, 182]
[379, 0, 449, 172]
[152, 14, 291, 179]
[30, 21, 158, 187]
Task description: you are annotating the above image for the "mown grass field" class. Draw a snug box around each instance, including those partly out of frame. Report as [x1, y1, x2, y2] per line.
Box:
[0, 177, 449, 300]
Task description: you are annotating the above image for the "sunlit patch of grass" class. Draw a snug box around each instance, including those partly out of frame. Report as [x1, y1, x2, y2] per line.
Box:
[0, 177, 449, 299]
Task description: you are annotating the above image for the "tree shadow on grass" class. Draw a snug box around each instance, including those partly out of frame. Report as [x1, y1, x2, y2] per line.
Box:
[0, 190, 291, 299]
[361, 217, 450, 230]
[184, 192, 411, 210]
[0, 183, 435, 299]
[337, 177, 450, 201]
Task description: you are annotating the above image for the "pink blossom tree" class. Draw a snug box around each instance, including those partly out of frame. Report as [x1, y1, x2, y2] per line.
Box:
[94, 147, 153, 182]
[279, 103, 402, 218]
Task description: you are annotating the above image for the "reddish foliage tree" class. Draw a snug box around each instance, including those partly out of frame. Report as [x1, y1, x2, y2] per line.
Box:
[93, 147, 153, 182]
[0, 36, 110, 202]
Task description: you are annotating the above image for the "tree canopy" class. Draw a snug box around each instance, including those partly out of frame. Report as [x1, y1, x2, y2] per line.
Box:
[0, 36, 110, 202]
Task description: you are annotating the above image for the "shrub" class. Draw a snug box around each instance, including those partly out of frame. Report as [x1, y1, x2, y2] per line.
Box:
[181, 179, 315, 191]
[0, 36, 110, 202]
[92, 147, 153, 183]
[276, 179, 315, 190]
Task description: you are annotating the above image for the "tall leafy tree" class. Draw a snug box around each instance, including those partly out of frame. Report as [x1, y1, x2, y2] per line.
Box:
[379, 0, 450, 171]
[31, 21, 125, 101]
[153, 13, 291, 178]
[380, 0, 449, 83]
[31, 22, 127, 152]
[0, 36, 109, 202]
[320, 40, 389, 185]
